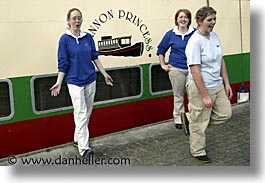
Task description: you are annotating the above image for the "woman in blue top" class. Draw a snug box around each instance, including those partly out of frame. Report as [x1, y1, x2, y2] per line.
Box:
[157, 9, 195, 129]
[50, 8, 113, 159]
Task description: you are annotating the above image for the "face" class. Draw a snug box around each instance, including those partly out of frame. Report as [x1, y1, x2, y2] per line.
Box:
[68, 10, 82, 31]
[177, 11, 189, 28]
[199, 13, 216, 34]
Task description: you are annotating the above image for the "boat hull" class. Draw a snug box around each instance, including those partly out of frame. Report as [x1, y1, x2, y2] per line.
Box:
[99, 42, 144, 57]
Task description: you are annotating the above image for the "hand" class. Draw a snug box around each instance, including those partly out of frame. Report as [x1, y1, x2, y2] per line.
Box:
[50, 83, 62, 97]
[104, 74, 113, 86]
[202, 95, 213, 108]
[161, 64, 170, 72]
[225, 84, 233, 100]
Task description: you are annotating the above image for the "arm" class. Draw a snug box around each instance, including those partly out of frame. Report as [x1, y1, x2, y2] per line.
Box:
[50, 72, 65, 96]
[220, 58, 233, 100]
[93, 59, 113, 86]
[157, 31, 171, 71]
[190, 64, 213, 108]
[158, 54, 170, 71]
[51, 36, 69, 97]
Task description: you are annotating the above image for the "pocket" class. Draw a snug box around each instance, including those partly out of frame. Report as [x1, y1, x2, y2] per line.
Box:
[187, 83, 201, 98]
[189, 107, 211, 123]
[167, 64, 171, 72]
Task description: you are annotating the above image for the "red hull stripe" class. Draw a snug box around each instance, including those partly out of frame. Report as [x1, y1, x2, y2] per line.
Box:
[0, 82, 250, 158]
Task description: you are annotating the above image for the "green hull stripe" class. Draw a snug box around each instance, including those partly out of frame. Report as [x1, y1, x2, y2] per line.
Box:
[1, 52, 250, 125]
[224, 53, 250, 83]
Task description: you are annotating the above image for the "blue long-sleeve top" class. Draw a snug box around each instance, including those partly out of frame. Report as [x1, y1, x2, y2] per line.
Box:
[58, 30, 99, 86]
[157, 27, 195, 69]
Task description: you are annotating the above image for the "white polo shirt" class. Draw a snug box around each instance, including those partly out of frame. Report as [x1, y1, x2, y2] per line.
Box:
[185, 31, 224, 89]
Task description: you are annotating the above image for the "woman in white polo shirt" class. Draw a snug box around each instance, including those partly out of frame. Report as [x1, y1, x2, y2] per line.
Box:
[183, 6, 233, 163]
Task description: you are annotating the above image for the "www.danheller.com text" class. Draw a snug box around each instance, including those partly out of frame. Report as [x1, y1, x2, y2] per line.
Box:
[7, 155, 131, 166]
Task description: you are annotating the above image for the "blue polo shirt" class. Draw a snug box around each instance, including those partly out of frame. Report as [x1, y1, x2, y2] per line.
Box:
[58, 30, 99, 86]
[157, 27, 195, 69]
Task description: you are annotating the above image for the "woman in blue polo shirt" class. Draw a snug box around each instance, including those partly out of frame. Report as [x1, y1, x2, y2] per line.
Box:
[157, 9, 195, 129]
[50, 8, 113, 159]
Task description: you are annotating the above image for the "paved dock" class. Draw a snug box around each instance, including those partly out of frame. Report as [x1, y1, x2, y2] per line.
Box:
[0, 101, 250, 166]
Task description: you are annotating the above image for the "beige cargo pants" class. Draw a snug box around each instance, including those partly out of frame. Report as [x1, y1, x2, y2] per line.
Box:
[186, 83, 232, 157]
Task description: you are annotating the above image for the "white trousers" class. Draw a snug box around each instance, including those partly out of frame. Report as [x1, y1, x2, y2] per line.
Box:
[67, 81, 96, 156]
[168, 65, 188, 124]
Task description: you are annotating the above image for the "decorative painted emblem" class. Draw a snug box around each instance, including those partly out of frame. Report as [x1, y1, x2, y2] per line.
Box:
[87, 9, 153, 57]
[98, 35, 143, 57]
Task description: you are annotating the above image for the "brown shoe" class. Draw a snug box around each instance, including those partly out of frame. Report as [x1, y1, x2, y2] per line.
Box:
[181, 112, 190, 136]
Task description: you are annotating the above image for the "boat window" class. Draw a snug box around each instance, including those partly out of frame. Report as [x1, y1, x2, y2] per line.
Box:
[31, 66, 142, 114]
[121, 38, 130, 45]
[94, 66, 142, 104]
[149, 63, 172, 95]
[0, 79, 14, 121]
[31, 74, 73, 114]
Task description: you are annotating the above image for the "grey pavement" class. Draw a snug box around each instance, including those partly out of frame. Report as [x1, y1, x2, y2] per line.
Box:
[0, 101, 250, 166]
